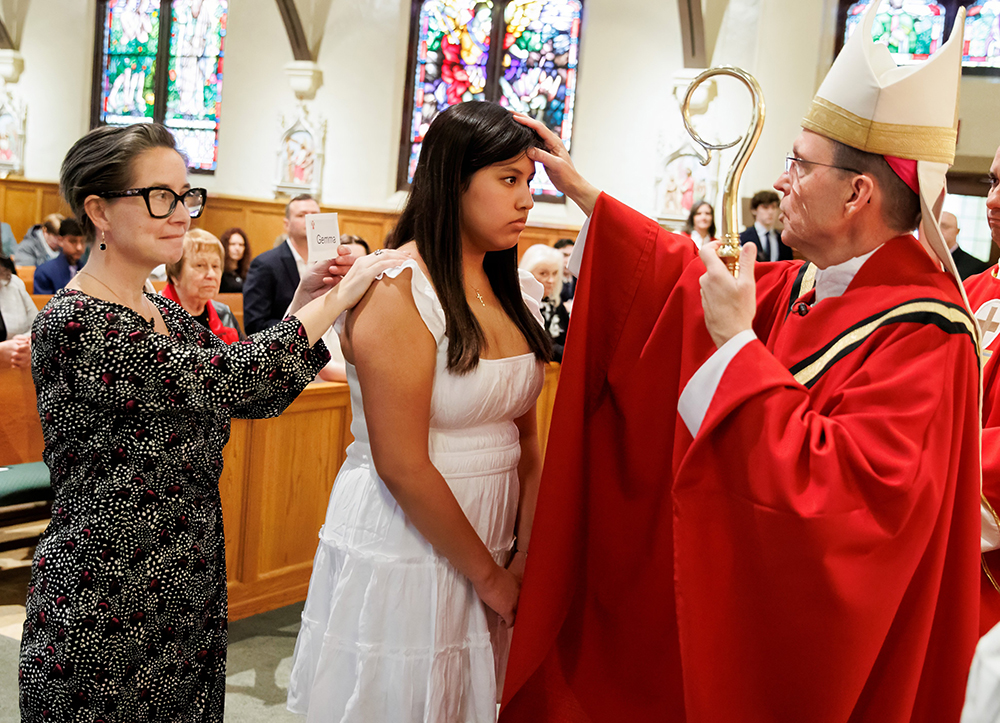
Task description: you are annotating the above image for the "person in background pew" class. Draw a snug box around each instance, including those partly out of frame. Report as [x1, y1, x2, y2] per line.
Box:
[160, 228, 243, 343]
[0, 253, 35, 368]
[243, 195, 321, 334]
[0, 221, 14, 257]
[32, 218, 85, 294]
[15, 213, 63, 267]
[553, 237, 576, 304]
[219, 226, 252, 293]
[341, 234, 371, 256]
[519, 243, 569, 362]
[681, 199, 717, 248]
[18, 122, 408, 723]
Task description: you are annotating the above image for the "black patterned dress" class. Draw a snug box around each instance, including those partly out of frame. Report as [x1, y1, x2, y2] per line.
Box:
[19, 289, 329, 722]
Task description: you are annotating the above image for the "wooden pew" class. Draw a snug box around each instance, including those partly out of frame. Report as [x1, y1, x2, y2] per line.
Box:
[16, 266, 34, 294]
[0, 368, 44, 466]
[31, 294, 51, 311]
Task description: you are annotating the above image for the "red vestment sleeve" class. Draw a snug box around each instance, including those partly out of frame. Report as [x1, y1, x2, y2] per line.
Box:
[501, 194, 702, 720]
[674, 326, 981, 722]
[960, 269, 1000, 635]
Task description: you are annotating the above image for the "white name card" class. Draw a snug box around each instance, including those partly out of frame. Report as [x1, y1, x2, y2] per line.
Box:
[306, 213, 341, 262]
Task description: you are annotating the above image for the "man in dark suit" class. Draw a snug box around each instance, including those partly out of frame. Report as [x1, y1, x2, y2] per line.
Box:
[739, 190, 792, 262]
[33, 218, 85, 294]
[941, 211, 990, 280]
[554, 238, 576, 303]
[243, 193, 321, 334]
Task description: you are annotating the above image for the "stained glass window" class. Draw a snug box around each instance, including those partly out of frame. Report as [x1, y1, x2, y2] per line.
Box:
[963, 1, 1000, 68]
[94, 0, 227, 172]
[844, 0, 946, 64]
[98, 0, 159, 124]
[399, 0, 584, 199]
[403, 0, 494, 186]
[499, 0, 582, 196]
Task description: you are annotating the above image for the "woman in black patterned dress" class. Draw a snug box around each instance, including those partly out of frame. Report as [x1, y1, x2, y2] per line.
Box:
[18, 124, 406, 722]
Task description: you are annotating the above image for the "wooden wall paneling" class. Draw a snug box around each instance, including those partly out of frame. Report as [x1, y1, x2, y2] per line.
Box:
[246, 208, 287, 251]
[4, 186, 43, 244]
[40, 188, 70, 222]
[339, 216, 390, 248]
[219, 418, 251, 585]
[195, 205, 245, 241]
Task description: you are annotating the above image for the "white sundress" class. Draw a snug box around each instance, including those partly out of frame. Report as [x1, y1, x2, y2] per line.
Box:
[287, 261, 545, 722]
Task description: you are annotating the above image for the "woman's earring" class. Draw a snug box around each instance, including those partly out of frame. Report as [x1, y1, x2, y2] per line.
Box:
[100, 231, 107, 251]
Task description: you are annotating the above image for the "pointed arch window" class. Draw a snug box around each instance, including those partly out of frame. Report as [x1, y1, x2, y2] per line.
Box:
[836, 1, 1000, 73]
[91, 0, 228, 173]
[399, 0, 584, 200]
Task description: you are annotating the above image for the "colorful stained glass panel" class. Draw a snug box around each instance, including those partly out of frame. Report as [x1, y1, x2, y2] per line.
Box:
[844, 0, 945, 64]
[963, 1, 1000, 69]
[99, 0, 161, 123]
[500, 0, 581, 196]
[404, 0, 494, 184]
[167, 0, 227, 170]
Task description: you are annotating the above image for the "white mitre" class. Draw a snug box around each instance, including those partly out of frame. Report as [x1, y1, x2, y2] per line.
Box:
[801, 0, 967, 296]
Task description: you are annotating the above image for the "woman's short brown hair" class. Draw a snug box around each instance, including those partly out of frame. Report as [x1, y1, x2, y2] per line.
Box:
[165, 228, 225, 284]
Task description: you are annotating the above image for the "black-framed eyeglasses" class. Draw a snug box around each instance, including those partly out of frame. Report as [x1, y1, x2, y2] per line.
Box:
[98, 186, 207, 219]
[785, 155, 862, 178]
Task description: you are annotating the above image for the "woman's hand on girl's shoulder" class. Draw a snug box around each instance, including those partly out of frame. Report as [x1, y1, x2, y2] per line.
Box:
[335, 249, 412, 310]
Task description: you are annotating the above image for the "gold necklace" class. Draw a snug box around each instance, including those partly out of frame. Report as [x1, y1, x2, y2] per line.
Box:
[79, 271, 154, 324]
[470, 285, 487, 308]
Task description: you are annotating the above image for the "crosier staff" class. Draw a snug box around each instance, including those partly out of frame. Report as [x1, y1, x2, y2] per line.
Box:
[681, 65, 765, 277]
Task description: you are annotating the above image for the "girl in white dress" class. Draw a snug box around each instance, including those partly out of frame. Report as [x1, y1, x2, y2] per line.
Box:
[287, 101, 553, 722]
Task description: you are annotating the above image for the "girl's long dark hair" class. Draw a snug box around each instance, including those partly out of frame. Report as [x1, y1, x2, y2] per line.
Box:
[389, 101, 552, 373]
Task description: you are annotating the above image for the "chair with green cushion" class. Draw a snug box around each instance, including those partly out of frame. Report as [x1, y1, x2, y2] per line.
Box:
[0, 462, 52, 508]
[0, 462, 52, 552]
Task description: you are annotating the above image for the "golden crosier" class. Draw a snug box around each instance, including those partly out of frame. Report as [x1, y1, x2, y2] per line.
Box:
[681, 66, 766, 278]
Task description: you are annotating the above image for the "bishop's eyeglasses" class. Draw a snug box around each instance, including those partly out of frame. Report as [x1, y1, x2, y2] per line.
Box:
[785, 155, 862, 180]
[98, 187, 207, 219]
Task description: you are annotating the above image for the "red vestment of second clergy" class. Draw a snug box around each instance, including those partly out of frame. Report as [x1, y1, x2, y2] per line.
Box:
[963, 267, 1000, 636]
[501, 194, 981, 723]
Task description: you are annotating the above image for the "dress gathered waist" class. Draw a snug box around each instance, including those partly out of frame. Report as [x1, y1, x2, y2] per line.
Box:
[346, 422, 521, 478]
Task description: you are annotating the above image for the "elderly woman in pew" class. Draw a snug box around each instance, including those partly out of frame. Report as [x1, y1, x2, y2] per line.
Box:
[160, 227, 243, 343]
[18, 123, 407, 723]
[0, 253, 36, 368]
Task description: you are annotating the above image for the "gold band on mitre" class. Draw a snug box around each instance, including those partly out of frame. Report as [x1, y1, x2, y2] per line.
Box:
[802, 97, 957, 165]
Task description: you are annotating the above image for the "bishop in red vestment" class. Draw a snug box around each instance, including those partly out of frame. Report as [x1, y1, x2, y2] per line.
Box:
[501, 6, 980, 719]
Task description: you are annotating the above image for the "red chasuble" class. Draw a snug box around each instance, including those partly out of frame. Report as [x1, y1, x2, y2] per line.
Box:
[963, 268, 1000, 636]
[501, 195, 981, 723]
